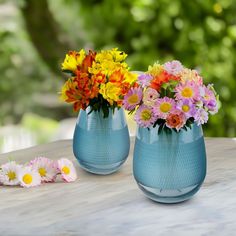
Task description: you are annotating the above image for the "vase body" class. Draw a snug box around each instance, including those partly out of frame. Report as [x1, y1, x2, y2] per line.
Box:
[133, 124, 206, 203]
[73, 108, 130, 175]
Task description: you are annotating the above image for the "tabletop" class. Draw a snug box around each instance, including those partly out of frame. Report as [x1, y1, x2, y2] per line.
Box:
[0, 138, 236, 236]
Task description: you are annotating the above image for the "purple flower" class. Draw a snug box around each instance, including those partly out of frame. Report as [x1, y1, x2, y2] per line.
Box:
[134, 105, 157, 128]
[123, 87, 143, 111]
[200, 85, 218, 114]
[194, 108, 209, 125]
[164, 60, 183, 76]
[207, 99, 218, 114]
[137, 74, 153, 87]
[176, 99, 197, 118]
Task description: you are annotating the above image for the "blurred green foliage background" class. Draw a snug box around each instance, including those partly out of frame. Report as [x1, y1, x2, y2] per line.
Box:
[0, 0, 236, 138]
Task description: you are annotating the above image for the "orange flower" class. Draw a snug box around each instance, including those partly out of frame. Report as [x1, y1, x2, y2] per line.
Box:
[81, 50, 96, 73]
[75, 71, 99, 99]
[166, 111, 186, 131]
[109, 70, 124, 84]
[92, 72, 106, 84]
[60, 79, 85, 111]
[150, 71, 180, 91]
[60, 70, 100, 112]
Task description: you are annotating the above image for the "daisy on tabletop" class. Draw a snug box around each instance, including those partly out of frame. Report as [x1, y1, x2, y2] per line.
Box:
[18, 167, 41, 188]
[58, 158, 77, 183]
[0, 161, 22, 186]
[29, 157, 58, 183]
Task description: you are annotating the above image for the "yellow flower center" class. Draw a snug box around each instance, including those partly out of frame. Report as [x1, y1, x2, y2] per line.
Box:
[182, 105, 190, 112]
[160, 102, 172, 113]
[62, 166, 70, 175]
[38, 168, 47, 177]
[23, 174, 33, 185]
[181, 87, 193, 98]
[7, 171, 16, 181]
[141, 110, 152, 121]
[128, 94, 139, 105]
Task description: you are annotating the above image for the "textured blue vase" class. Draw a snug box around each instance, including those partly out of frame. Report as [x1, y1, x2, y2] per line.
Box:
[133, 123, 206, 203]
[73, 107, 130, 175]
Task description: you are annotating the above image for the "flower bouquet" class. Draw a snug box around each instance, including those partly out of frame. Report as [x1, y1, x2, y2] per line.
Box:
[123, 60, 219, 203]
[123, 60, 218, 132]
[60, 48, 137, 174]
[61, 48, 137, 117]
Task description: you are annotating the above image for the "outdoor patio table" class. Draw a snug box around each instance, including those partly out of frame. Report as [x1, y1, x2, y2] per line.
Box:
[0, 138, 235, 235]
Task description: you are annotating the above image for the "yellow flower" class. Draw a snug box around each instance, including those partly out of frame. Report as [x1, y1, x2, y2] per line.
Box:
[95, 51, 113, 62]
[124, 71, 138, 84]
[61, 49, 86, 72]
[89, 60, 128, 76]
[88, 63, 101, 75]
[99, 82, 121, 105]
[89, 48, 128, 76]
[95, 48, 127, 63]
[100, 60, 120, 76]
[60, 81, 70, 101]
[110, 48, 127, 62]
[148, 62, 163, 77]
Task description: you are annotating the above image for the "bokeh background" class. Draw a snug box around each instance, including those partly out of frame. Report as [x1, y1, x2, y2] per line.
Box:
[0, 0, 235, 153]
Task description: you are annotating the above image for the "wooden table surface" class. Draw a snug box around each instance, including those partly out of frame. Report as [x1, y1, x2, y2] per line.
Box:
[0, 138, 236, 236]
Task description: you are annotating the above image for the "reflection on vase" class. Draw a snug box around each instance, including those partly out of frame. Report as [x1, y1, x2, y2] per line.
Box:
[133, 123, 206, 203]
[73, 108, 130, 175]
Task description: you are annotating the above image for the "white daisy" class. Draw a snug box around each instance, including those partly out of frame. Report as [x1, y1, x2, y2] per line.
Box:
[30, 157, 58, 183]
[0, 161, 21, 186]
[18, 167, 41, 188]
[57, 158, 77, 182]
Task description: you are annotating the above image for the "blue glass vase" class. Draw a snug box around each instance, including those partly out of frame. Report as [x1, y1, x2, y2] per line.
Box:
[133, 123, 206, 203]
[73, 107, 130, 175]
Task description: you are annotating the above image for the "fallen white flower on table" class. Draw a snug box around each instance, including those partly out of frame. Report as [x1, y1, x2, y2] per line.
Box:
[58, 158, 77, 183]
[30, 157, 58, 183]
[18, 167, 41, 188]
[0, 161, 22, 186]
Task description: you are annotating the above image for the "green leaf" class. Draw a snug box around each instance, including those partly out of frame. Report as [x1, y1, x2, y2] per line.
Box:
[161, 82, 169, 89]
[158, 123, 164, 135]
[101, 103, 109, 118]
[164, 126, 172, 134]
[62, 69, 75, 76]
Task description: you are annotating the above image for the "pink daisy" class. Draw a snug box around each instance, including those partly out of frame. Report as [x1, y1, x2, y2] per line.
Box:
[134, 105, 157, 128]
[176, 99, 196, 118]
[175, 81, 200, 101]
[58, 158, 77, 182]
[137, 74, 153, 87]
[163, 60, 183, 76]
[153, 97, 176, 119]
[30, 157, 58, 183]
[123, 87, 143, 111]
